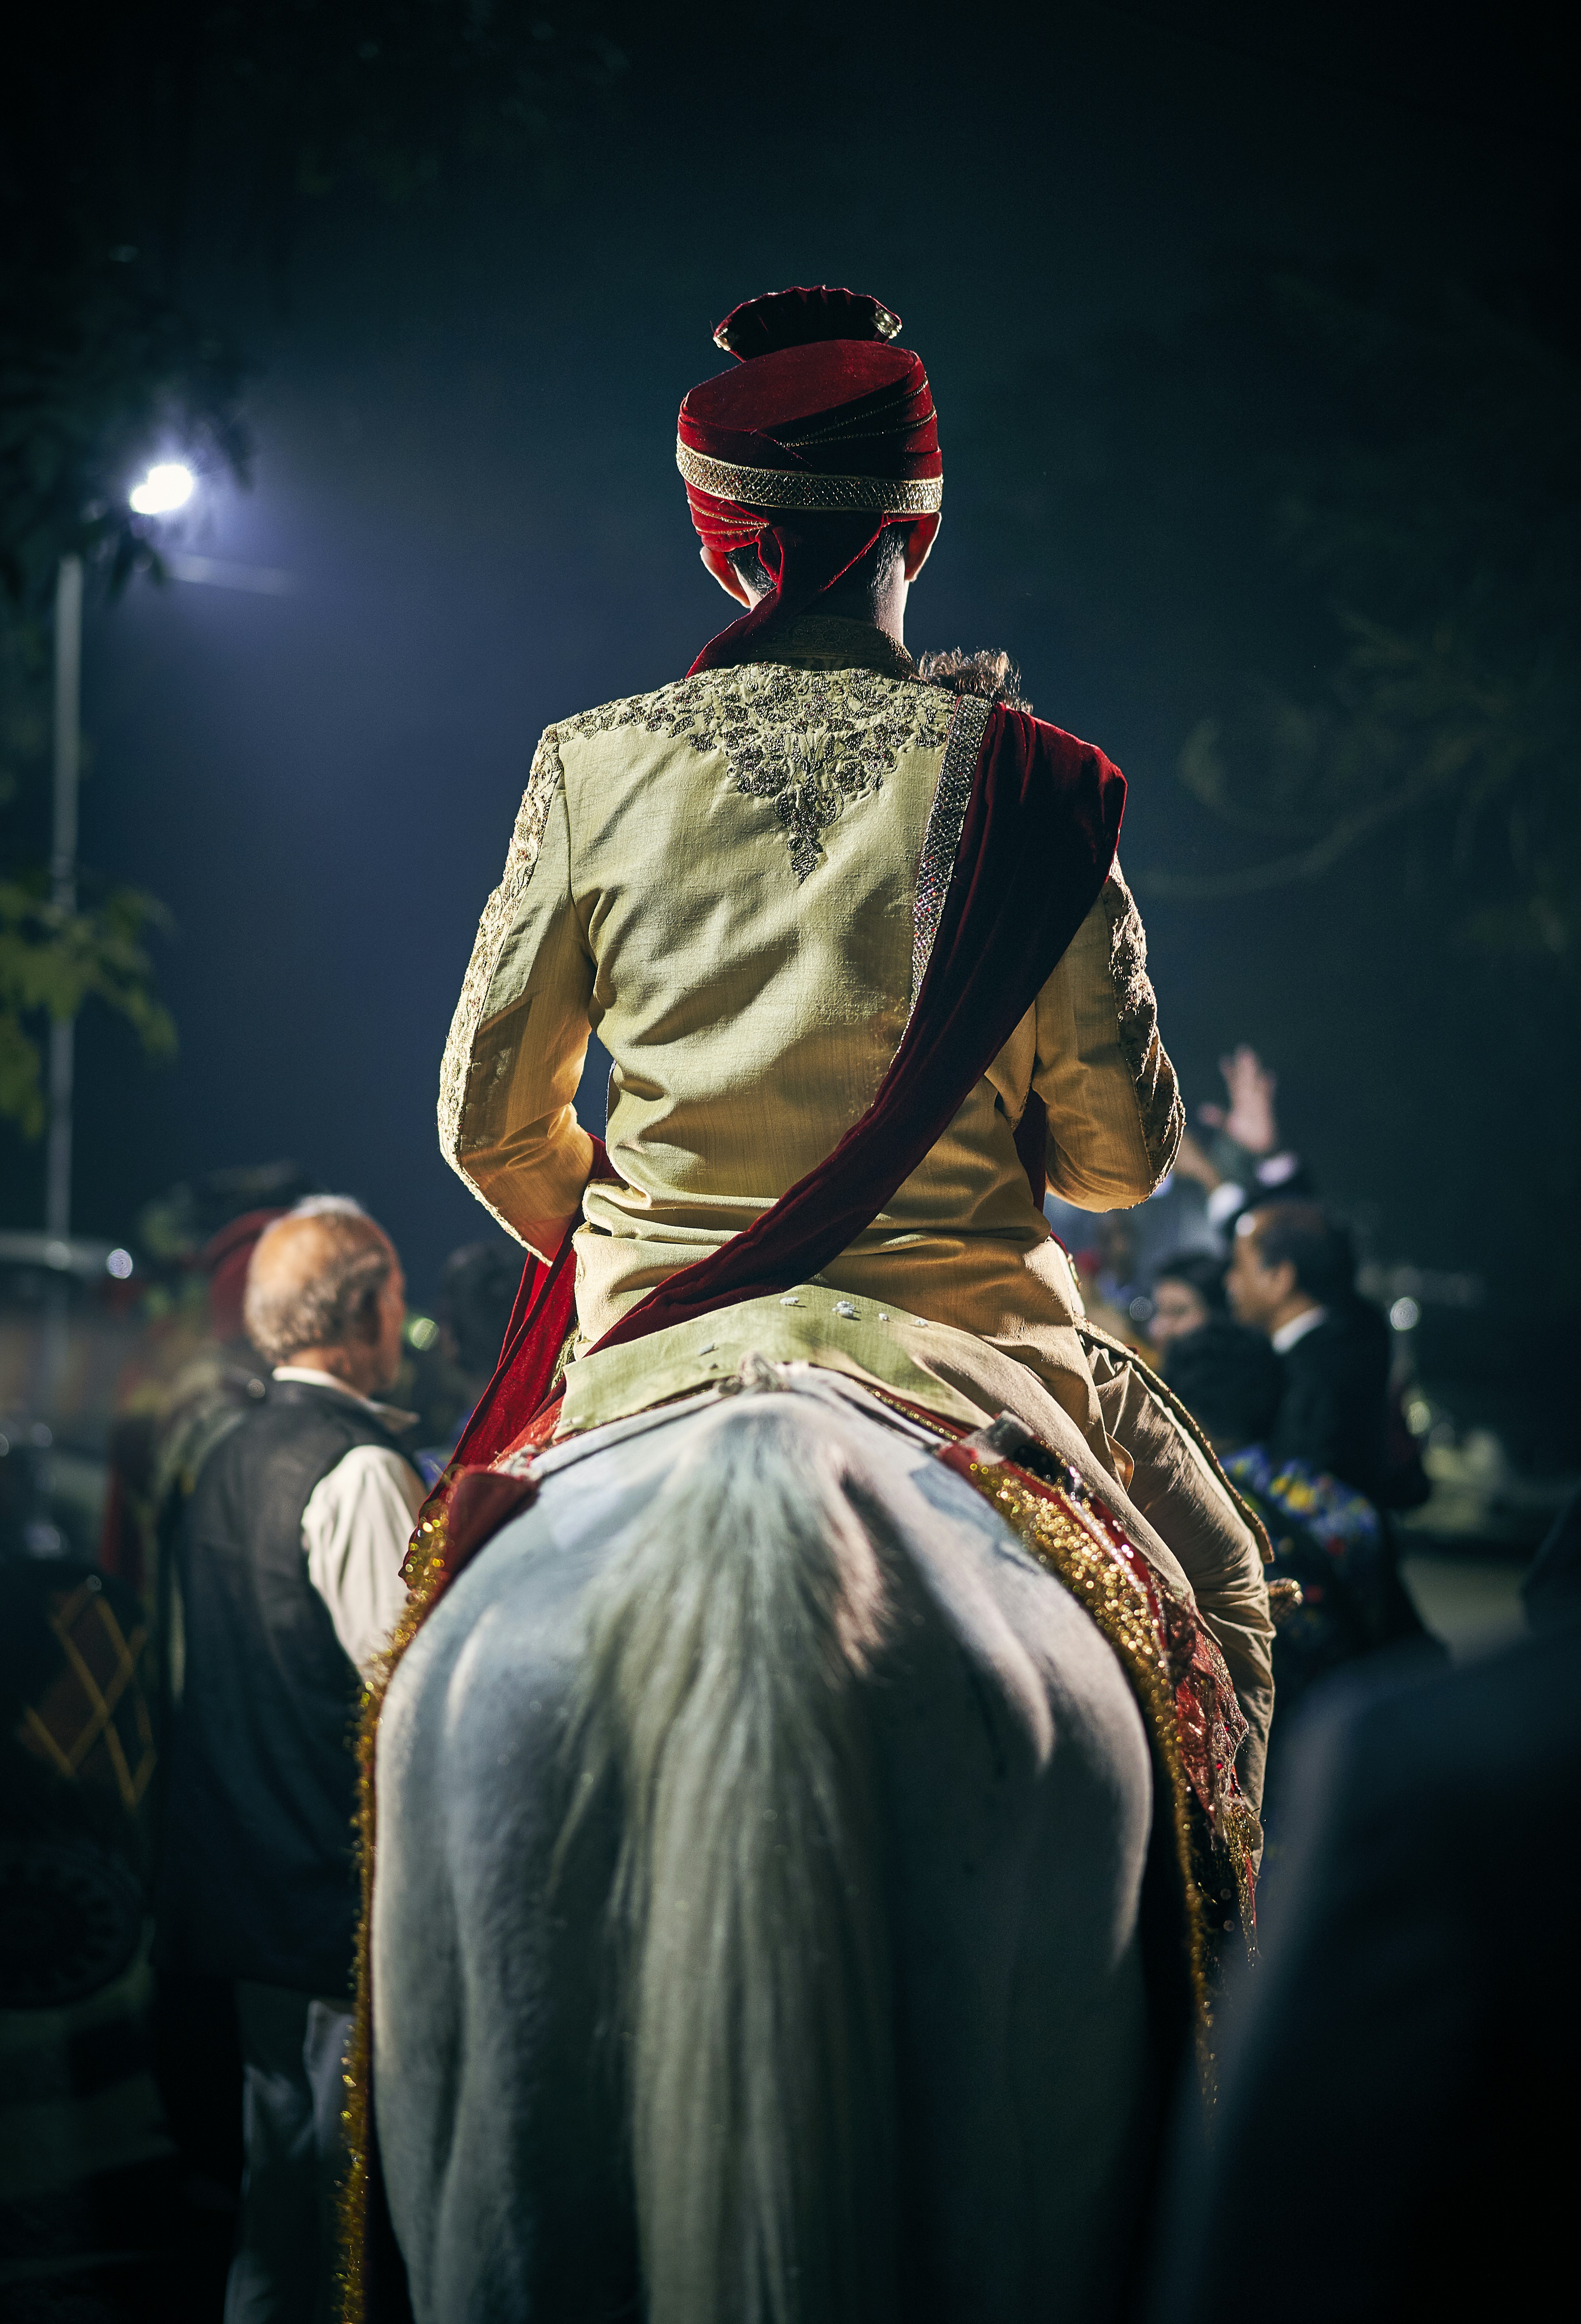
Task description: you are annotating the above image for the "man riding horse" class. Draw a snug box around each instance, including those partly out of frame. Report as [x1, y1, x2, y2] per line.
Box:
[352, 287, 1275, 2324]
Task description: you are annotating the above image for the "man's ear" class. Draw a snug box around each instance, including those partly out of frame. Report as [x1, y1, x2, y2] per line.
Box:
[902, 513, 941, 581]
[701, 543, 754, 606]
[1270, 1258, 1300, 1305]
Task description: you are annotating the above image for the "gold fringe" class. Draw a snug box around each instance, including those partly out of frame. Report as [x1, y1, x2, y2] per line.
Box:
[337, 1505, 453, 2324]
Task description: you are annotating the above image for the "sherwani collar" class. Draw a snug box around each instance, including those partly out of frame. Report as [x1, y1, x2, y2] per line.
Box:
[739, 613, 916, 680]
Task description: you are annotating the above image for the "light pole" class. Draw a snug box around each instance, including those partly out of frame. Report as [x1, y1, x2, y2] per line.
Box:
[40, 464, 194, 1412]
[47, 553, 82, 1248]
[39, 553, 83, 1416]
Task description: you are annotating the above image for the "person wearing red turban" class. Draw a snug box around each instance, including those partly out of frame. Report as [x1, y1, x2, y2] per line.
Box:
[675, 285, 942, 673]
[437, 286, 1274, 1799]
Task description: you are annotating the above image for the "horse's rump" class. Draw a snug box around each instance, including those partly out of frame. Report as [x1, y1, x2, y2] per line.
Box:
[373, 1373, 1156, 2324]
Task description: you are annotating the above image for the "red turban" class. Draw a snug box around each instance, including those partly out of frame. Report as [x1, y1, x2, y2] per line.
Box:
[678, 286, 942, 675]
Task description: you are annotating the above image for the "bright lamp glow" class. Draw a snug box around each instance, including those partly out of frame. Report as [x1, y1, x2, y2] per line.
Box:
[129, 461, 195, 516]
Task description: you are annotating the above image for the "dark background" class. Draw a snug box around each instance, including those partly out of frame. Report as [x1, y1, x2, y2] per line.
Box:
[3, 3, 1575, 1450]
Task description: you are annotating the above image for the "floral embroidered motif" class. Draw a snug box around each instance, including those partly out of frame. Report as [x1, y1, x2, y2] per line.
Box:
[560, 664, 953, 882]
[1104, 863, 1185, 1186]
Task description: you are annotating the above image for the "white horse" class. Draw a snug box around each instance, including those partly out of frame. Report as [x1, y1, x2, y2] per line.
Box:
[371, 1364, 1182, 2324]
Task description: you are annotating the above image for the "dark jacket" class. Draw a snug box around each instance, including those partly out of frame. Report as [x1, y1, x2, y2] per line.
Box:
[1271, 1299, 1425, 1510]
[1148, 1619, 1581, 2322]
[157, 1379, 419, 1997]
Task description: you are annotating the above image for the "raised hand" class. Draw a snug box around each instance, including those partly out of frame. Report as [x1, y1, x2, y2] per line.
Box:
[1198, 1044, 1279, 1156]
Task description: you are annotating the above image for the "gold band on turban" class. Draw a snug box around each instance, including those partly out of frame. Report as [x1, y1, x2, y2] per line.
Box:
[675, 438, 944, 515]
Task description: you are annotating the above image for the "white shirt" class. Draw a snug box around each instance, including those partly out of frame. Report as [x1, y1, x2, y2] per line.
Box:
[1206, 1180, 1248, 1230]
[273, 1368, 426, 1678]
[1271, 1304, 1328, 1355]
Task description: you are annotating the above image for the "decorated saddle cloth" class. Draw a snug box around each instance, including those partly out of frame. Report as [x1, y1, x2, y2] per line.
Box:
[425, 1308, 1263, 1952]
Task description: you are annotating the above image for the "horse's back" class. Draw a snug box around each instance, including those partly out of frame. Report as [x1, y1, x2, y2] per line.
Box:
[376, 1386, 1155, 2322]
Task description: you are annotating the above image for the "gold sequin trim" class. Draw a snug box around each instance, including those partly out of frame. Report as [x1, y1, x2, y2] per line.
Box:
[338, 1502, 455, 2324]
[910, 693, 991, 1006]
[677, 437, 943, 515]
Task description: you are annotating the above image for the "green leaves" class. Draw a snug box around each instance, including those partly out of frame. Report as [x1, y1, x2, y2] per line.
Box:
[1152, 608, 1560, 913]
[0, 879, 176, 1138]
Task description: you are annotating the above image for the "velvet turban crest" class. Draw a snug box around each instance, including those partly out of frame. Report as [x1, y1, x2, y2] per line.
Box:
[678, 286, 942, 674]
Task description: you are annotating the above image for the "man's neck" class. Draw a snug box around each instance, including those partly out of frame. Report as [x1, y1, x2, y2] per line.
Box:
[747, 564, 909, 654]
[274, 1349, 384, 1401]
[744, 611, 914, 679]
[1269, 1300, 1327, 1353]
[820, 577, 906, 647]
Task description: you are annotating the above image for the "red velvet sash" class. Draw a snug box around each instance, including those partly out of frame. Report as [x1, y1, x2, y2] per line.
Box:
[447, 701, 1125, 1478]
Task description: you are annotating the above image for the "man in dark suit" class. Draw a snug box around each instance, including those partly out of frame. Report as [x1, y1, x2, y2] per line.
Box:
[1225, 1201, 1426, 1511]
[1146, 1612, 1581, 2322]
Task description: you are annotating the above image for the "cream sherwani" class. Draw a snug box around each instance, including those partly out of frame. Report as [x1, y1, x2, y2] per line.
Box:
[439, 616, 1273, 1794]
[440, 620, 1179, 1442]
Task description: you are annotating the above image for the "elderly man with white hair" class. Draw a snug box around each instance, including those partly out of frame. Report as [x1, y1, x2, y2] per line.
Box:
[157, 1196, 424, 2324]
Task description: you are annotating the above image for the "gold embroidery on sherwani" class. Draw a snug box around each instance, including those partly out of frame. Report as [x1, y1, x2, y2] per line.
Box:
[559, 664, 954, 882]
[1103, 862, 1184, 1185]
[911, 693, 992, 1005]
[437, 726, 567, 1236]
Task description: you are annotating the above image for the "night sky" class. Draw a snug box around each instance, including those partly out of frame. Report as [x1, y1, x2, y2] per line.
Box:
[3, 6, 1571, 1438]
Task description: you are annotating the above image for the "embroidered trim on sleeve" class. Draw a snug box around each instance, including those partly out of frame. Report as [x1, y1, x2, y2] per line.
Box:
[437, 727, 566, 1207]
[910, 692, 991, 1009]
[1104, 865, 1184, 1185]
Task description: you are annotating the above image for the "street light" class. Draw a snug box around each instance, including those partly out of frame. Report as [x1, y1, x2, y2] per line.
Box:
[128, 461, 196, 516]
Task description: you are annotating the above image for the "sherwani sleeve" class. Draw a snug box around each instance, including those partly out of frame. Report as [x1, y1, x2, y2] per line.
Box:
[1082, 1338, 1276, 1815]
[438, 729, 596, 1247]
[1031, 863, 1183, 1209]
